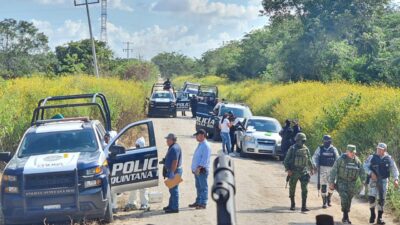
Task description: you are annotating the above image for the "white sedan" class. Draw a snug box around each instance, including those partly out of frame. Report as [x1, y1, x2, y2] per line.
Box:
[236, 116, 283, 160]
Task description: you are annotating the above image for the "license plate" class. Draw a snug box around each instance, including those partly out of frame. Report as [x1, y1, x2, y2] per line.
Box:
[44, 204, 61, 210]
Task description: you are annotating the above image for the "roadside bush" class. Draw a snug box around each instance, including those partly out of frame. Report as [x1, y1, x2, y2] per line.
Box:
[0, 75, 148, 152]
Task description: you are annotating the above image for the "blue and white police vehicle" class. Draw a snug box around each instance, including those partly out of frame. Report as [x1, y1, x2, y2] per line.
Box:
[0, 94, 159, 224]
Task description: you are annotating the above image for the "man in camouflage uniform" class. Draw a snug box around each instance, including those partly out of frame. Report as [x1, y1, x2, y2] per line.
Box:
[284, 132, 315, 212]
[329, 145, 365, 224]
[364, 143, 399, 224]
[312, 135, 340, 208]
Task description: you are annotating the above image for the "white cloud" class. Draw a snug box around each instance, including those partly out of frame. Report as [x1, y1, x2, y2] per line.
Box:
[36, 0, 65, 5]
[109, 0, 134, 12]
[106, 22, 233, 59]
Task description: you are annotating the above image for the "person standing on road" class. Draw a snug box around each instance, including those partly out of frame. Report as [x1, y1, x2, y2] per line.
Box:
[291, 120, 301, 144]
[189, 129, 212, 210]
[312, 135, 340, 209]
[284, 132, 315, 212]
[219, 113, 232, 154]
[125, 137, 150, 211]
[190, 95, 198, 118]
[163, 133, 183, 214]
[329, 145, 365, 224]
[279, 119, 293, 159]
[228, 111, 241, 155]
[364, 143, 399, 224]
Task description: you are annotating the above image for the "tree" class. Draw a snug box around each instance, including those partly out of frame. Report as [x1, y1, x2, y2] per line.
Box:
[111, 59, 159, 81]
[0, 18, 51, 77]
[55, 39, 113, 75]
[151, 52, 198, 78]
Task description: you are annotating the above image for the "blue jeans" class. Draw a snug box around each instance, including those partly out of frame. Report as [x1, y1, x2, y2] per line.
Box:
[221, 132, 231, 154]
[168, 168, 182, 210]
[195, 171, 209, 205]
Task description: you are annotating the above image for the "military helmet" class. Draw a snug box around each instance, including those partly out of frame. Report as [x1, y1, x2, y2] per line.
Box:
[295, 132, 307, 141]
[346, 144, 356, 153]
[323, 135, 332, 141]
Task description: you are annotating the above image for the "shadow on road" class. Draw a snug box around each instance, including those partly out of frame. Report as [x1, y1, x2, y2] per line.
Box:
[114, 207, 195, 221]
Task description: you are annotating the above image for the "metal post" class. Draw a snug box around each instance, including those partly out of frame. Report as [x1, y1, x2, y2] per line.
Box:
[75, 0, 100, 78]
[85, 0, 100, 78]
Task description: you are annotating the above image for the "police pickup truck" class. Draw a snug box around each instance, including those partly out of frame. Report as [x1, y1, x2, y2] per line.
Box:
[0, 94, 159, 224]
[196, 102, 252, 142]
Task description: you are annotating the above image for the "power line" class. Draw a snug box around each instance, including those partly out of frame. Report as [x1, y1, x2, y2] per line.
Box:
[123, 42, 134, 59]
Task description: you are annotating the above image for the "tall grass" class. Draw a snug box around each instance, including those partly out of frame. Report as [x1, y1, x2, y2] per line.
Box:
[0, 75, 148, 152]
[174, 75, 400, 216]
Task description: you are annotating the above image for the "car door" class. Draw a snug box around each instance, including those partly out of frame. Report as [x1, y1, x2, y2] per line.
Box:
[176, 91, 190, 111]
[105, 119, 159, 194]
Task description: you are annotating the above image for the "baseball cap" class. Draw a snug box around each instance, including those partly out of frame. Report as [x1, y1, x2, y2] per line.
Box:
[165, 133, 177, 140]
[193, 129, 207, 136]
[377, 143, 387, 150]
[347, 144, 357, 153]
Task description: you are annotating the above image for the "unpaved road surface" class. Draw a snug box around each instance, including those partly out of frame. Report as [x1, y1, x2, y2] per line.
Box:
[112, 114, 399, 225]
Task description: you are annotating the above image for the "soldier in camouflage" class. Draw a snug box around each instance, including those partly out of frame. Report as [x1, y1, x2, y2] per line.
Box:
[284, 133, 315, 212]
[329, 145, 365, 224]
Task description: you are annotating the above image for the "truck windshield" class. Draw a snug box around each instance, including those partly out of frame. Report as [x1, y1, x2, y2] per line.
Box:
[247, 119, 281, 133]
[219, 107, 252, 118]
[19, 129, 98, 157]
[152, 92, 173, 99]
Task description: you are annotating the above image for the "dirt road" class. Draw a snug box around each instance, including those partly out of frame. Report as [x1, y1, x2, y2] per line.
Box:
[112, 114, 399, 225]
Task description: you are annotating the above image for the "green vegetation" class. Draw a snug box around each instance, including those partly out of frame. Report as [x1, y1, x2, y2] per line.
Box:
[0, 75, 150, 153]
[156, 2, 400, 86]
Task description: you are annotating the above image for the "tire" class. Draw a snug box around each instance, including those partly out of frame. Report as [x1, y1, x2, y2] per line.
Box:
[212, 127, 221, 142]
[240, 151, 247, 158]
[104, 186, 114, 223]
[236, 142, 242, 152]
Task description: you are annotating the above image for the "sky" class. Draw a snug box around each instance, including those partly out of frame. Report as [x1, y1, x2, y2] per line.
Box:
[0, 0, 268, 59]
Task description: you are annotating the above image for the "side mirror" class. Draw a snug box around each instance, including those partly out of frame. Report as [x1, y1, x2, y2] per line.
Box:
[110, 145, 126, 156]
[0, 152, 12, 163]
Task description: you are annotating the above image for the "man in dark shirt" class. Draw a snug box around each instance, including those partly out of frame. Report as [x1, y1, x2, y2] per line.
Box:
[190, 95, 198, 118]
[163, 133, 182, 213]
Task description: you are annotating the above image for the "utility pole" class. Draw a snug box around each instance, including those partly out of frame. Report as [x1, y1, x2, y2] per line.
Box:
[123, 42, 134, 59]
[74, 0, 100, 78]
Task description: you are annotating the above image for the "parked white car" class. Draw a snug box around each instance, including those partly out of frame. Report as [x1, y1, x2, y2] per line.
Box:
[236, 116, 283, 160]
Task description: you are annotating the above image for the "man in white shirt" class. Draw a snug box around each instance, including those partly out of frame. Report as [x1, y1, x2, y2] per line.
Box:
[219, 113, 232, 154]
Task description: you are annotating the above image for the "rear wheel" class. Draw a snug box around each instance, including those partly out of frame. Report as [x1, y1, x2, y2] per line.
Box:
[212, 127, 221, 142]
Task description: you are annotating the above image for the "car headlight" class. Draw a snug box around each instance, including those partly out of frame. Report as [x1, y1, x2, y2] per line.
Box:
[244, 135, 255, 143]
[84, 166, 103, 176]
[4, 187, 19, 194]
[84, 179, 102, 188]
[2, 175, 17, 182]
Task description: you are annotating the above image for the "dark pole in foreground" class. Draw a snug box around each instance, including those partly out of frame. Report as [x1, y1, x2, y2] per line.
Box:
[212, 154, 237, 225]
[74, 0, 100, 78]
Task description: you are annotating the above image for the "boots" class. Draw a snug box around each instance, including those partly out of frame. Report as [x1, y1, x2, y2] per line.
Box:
[342, 211, 352, 224]
[322, 196, 327, 209]
[301, 198, 310, 212]
[369, 208, 376, 224]
[377, 211, 385, 225]
[327, 193, 332, 207]
[290, 197, 295, 211]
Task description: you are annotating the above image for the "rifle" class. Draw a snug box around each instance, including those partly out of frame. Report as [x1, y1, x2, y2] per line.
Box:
[317, 149, 321, 197]
[212, 154, 237, 225]
[371, 165, 384, 207]
[285, 175, 290, 189]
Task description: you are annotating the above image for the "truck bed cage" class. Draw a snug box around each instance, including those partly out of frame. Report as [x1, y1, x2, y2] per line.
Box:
[31, 93, 112, 131]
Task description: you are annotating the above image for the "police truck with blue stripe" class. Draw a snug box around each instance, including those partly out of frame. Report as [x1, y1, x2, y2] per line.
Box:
[0, 93, 159, 224]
